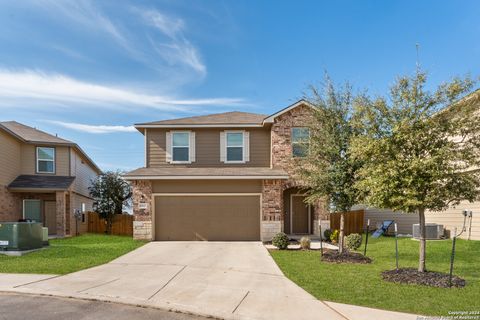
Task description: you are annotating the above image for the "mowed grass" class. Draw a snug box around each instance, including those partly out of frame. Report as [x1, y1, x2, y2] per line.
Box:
[0, 233, 145, 275]
[270, 236, 480, 316]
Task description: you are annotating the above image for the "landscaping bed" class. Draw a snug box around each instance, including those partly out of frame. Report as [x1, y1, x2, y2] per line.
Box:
[321, 250, 372, 264]
[270, 236, 480, 316]
[0, 233, 145, 274]
[382, 268, 466, 288]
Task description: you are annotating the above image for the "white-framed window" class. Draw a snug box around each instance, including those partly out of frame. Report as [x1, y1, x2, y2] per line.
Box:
[166, 131, 195, 164]
[226, 131, 244, 162]
[36, 147, 55, 173]
[220, 130, 249, 163]
[172, 131, 190, 163]
[291, 127, 310, 158]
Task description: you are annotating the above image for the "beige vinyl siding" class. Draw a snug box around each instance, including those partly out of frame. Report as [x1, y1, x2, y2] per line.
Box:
[0, 129, 22, 185]
[426, 202, 479, 240]
[147, 128, 270, 167]
[360, 207, 419, 235]
[360, 205, 479, 240]
[70, 193, 94, 235]
[20, 144, 70, 176]
[152, 179, 262, 194]
[70, 149, 97, 197]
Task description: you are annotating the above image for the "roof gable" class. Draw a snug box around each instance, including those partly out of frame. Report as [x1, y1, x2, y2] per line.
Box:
[263, 99, 315, 123]
[0, 121, 72, 144]
[0, 121, 101, 174]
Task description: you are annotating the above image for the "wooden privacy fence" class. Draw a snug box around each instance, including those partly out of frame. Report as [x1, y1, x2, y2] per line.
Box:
[330, 209, 365, 235]
[88, 212, 133, 236]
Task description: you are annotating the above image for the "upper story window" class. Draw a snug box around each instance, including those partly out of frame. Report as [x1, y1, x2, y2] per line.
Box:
[36, 147, 55, 173]
[172, 132, 190, 162]
[226, 131, 244, 162]
[291, 127, 310, 158]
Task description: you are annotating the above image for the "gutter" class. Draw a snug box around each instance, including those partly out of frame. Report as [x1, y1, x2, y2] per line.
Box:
[123, 175, 289, 180]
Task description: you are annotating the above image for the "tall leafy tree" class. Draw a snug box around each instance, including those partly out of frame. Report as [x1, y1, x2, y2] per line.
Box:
[89, 171, 132, 234]
[297, 77, 362, 253]
[352, 69, 479, 272]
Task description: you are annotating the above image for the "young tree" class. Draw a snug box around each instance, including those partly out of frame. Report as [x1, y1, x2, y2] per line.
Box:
[352, 69, 479, 272]
[89, 171, 132, 234]
[297, 78, 362, 253]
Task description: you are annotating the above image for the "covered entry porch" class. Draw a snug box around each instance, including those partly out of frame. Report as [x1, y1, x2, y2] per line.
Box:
[282, 186, 328, 238]
[7, 175, 75, 236]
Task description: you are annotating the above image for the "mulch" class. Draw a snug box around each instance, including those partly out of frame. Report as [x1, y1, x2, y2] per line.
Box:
[321, 250, 372, 264]
[382, 268, 466, 288]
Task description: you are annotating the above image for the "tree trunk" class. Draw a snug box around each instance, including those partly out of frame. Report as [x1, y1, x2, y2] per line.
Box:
[418, 207, 426, 272]
[106, 215, 113, 235]
[339, 212, 345, 254]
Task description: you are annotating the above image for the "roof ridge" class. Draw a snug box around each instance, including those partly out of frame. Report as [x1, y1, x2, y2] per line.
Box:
[135, 110, 267, 126]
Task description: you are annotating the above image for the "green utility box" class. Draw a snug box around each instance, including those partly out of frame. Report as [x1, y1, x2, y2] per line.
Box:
[0, 222, 43, 251]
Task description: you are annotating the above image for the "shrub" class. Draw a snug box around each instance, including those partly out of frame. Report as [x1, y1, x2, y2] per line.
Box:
[323, 229, 332, 241]
[299, 237, 311, 250]
[330, 229, 339, 243]
[345, 233, 363, 251]
[272, 232, 290, 250]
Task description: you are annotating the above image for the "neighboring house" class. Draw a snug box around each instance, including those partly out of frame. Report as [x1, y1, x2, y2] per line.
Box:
[359, 205, 477, 240]
[0, 121, 101, 236]
[125, 100, 330, 241]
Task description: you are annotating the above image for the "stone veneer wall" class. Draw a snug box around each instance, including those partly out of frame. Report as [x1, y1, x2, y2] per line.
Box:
[270, 103, 330, 237]
[271, 104, 314, 175]
[261, 179, 283, 241]
[132, 180, 153, 240]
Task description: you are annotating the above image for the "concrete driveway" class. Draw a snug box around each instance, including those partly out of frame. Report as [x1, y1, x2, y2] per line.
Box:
[7, 242, 417, 320]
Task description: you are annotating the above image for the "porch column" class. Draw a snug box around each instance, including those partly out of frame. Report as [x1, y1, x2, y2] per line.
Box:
[55, 191, 67, 236]
[132, 180, 153, 240]
[261, 179, 283, 241]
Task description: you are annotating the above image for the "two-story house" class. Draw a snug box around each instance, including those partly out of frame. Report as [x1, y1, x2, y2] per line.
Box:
[125, 100, 329, 241]
[0, 121, 101, 236]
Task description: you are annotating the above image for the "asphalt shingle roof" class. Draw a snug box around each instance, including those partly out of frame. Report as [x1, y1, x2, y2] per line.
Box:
[8, 175, 76, 190]
[124, 167, 288, 178]
[0, 121, 72, 144]
[136, 111, 267, 126]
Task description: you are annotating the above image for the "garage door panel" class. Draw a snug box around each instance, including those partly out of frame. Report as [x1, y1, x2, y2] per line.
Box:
[155, 195, 260, 241]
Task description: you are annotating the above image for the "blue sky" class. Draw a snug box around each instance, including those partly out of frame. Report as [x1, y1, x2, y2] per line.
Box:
[1, 0, 479, 171]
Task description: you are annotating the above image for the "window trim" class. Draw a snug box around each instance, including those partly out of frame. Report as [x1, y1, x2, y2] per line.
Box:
[36, 146, 56, 174]
[171, 131, 191, 164]
[291, 127, 310, 158]
[225, 130, 245, 163]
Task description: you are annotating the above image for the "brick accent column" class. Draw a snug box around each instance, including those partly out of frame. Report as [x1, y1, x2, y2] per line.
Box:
[132, 180, 153, 240]
[0, 186, 21, 222]
[261, 179, 283, 241]
[55, 191, 67, 236]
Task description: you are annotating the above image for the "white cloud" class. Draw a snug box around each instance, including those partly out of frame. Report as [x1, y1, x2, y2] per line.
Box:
[36, 1, 207, 76]
[141, 9, 206, 76]
[46, 120, 136, 134]
[36, 0, 134, 54]
[0, 70, 246, 110]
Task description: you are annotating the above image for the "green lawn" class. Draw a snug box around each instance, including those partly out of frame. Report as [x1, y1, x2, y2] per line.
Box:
[0, 233, 145, 275]
[270, 236, 480, 316]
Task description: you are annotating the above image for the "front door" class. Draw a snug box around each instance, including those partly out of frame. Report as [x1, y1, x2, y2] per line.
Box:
[291, 195, 310, 234]
[23, 199, 41, 222]
[44, 201, 57, 235]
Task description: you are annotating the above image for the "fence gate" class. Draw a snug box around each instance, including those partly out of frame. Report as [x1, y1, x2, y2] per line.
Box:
[88, 212, 133, 236]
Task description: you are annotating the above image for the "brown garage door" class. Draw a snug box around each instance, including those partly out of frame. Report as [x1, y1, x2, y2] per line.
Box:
[154, 195, 260, 241]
